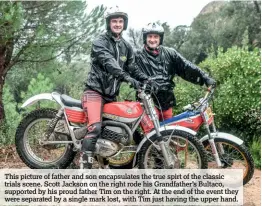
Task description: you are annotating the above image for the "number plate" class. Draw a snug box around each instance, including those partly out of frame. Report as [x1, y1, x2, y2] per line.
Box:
[203, 107, 214, 124]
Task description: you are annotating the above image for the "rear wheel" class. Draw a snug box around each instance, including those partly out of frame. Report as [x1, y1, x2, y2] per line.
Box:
[203, 138, 254, 185]
[138, 129, 208, 169]
[15, 108, 76, 169]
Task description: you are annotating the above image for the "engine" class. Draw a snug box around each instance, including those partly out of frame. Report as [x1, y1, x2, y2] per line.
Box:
[101, 126, 129, 145]
[95, 139, 120, 158]
[94, 126, 129, 158]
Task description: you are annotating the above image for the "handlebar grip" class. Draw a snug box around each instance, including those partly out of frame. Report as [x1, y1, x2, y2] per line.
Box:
[207, 86, 212, 92]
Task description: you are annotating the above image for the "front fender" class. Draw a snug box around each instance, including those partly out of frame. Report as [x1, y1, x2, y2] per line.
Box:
[199, 132, 243, 145]
[21, 93, 54, 108]
[132, 125, 197, 167]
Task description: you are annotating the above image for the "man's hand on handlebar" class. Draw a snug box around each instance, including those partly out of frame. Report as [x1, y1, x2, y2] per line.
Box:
[204, 77, 216, 88]
[143, 78, 159, 93]
[124, 76, 142, 90]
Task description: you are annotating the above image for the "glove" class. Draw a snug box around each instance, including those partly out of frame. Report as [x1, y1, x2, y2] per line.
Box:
[124, 76, 141, 90]
[146, 78, 159, 93]
[204, 77, 216, 88]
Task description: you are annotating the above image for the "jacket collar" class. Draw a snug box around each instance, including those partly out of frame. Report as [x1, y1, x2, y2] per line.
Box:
[144, 45, 161, 57]
[106, 31, 123, 42]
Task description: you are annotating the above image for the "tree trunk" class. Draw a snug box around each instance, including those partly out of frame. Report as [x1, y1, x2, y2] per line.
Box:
[0, 48, 6, 122]
[0, 76, 5, 122]
[253, 1, 261, 14]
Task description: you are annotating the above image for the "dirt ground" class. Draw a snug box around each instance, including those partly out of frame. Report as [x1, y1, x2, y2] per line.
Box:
[0, 145, 261, 206]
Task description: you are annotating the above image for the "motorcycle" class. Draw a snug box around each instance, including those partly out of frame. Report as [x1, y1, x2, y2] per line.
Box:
[15, 84, 208, 170]
[160, 86, 254, 185]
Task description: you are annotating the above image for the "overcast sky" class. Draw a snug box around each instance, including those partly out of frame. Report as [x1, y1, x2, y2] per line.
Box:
[86, 0, 215, 30]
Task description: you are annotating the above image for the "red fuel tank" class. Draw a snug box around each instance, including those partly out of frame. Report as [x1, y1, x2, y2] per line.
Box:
[103, 101, 143, 119]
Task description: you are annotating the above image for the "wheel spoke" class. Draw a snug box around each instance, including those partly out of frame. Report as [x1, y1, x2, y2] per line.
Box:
[143, 132, 204, 169]
[204, 140, 254, 185]
[24, 118, 68, 164]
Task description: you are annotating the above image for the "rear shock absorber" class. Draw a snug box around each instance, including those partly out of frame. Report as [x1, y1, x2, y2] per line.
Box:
[44, 109, 64, 140]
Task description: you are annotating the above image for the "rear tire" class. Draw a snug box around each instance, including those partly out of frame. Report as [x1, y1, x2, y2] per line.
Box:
[15, 108, 76, 169]
[203, 138, 254, 185]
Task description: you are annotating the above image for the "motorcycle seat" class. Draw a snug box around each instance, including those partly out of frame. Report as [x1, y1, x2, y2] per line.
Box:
[60, 94, 82, 108]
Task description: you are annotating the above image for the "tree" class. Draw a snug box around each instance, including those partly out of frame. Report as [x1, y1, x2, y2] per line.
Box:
[164, 25, 190, 50]
[0, 1, 105, 121]
[127, 28, 143, 50]
[178, 1, 261, 63]
[20, 73, 56, 110]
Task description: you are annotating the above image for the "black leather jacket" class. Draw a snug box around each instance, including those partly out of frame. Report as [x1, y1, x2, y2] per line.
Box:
[135, 46, 210, 110]
[85, 32, 148, 100]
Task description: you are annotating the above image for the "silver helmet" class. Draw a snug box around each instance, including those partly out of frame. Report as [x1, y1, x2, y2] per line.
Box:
[104, 6, 128, 30]
[142, 22, 164, 45]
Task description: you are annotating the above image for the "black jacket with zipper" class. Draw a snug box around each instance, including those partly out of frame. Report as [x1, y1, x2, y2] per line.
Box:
[134, 46, 210, 110]
[85, 32, 148, 100]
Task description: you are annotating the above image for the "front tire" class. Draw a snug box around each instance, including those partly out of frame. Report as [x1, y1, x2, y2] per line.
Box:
[138, 129, 208, 169]
[203, 138, 255, 185]
[15, 108, 76, 169]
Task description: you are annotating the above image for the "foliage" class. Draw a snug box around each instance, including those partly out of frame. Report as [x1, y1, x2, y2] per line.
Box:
[0, 85, 21, 145]
[163, 1, 261, 63]
[250, 139, 261, 168]
[172, 78, 204, 115]
[170, 47, 260, 164]
[199, 46, 260, 143]
[118, 83, 136, 101]
[0, 1, 106, 120]
[127, 28, 143, 51]
[10, 1, 105, 63]
[20, 73, 57, 112]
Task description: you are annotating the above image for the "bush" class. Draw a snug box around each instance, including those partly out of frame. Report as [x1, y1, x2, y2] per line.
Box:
[198, 47, 260, 144]
[1, 85, 21, 145]
[250, 139, 261, 168]
[1, 73, 57, 145]
[172, 78, 204, 115]
[170, 47, 260, 166]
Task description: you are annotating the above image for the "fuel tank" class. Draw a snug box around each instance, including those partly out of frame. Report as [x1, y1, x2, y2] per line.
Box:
[103, 101, 143, 123]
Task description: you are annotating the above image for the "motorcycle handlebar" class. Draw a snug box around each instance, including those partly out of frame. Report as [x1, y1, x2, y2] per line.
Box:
[203, 86, 215, 100]
[183, 86, 216, 111]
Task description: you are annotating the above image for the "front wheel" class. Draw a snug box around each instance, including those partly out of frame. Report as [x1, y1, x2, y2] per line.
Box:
[138, 129, 208, 169]
[203, 138, 254, 185]
[15, 108, 76, 169]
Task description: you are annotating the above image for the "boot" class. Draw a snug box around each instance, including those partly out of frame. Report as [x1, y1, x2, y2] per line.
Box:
[80, 151, 94, 169]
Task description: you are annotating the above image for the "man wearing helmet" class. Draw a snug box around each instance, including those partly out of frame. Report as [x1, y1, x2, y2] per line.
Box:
[80, 6, 148, 169]
[135, 22, 216, 126]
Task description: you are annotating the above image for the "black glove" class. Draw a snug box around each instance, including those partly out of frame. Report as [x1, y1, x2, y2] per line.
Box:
[146, 78, 159, 93]
[204, 77, 216, 87]
[124, 76, 141, 90]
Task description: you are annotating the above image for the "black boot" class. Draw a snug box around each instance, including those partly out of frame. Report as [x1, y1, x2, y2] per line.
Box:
[80, 123, 101, 169]
[80, 151, 94, 169]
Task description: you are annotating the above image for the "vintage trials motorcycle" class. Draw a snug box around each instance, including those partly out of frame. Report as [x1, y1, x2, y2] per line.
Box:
[15, 84, 208, 170]
[160, 87, 254, 185]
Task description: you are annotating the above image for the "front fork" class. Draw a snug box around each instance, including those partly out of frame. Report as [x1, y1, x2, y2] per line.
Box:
[205, 122, 224, 167]
[144, 95, 175, 168]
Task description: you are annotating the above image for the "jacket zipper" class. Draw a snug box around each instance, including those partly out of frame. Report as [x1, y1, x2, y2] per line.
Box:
[113, 42, 120, 93]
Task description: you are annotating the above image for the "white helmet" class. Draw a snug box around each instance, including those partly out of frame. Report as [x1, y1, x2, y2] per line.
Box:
[104, 6, 128, 30]
[142, 22, 164, 45]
